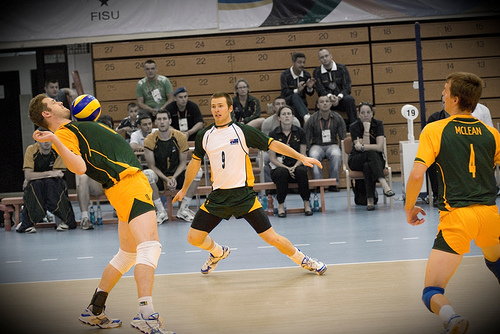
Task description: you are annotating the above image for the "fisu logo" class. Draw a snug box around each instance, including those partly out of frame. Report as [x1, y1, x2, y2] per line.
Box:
[91, 0, 120, 21]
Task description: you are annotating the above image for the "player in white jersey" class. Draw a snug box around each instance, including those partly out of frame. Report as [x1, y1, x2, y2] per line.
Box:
[173, 92, 327, 275]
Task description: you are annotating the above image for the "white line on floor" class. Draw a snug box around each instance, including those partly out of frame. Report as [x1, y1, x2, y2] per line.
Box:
[366, 239, 383, 243]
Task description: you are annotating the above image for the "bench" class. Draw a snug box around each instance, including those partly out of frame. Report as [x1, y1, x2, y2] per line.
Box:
[1, 194, 110, 231]
[2, 178, 337, 230]
[162, 178, 337, 220]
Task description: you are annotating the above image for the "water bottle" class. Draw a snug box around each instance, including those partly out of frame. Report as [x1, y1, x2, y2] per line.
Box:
[313, 193, 319, 212]
[89, 205, 95, 225]
[262, 194, 268, 210]
[267, 194, 274, 216]
[96, 205, 103, 225]
[273, 195, 278, 215]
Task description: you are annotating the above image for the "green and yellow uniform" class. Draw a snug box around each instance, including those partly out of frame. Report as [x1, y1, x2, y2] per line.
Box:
[415, 115, 500, 254]
[54, 121, 154, 223]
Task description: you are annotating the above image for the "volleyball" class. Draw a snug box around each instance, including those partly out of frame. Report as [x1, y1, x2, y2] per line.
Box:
[71, 94, 101, 121]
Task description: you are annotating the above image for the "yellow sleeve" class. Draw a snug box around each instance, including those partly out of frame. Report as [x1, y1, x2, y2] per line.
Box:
[54, 126, 81, 156]
[414, 121, 445, 167]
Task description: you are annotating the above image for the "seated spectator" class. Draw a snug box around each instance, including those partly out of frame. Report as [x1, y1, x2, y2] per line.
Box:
[348, 102, 394, 211]
[269, 106, 313, 217]
[232, 78, 265, 130]
[130, 112, 157, 153]
[280, 52, 315, 125]
[313, 48, 357, 128]
[136, 59, 174, 119]
[116, 102, 139, 141]
[304, 95, 346, 191]
[17, 127, 77, 233]
[44, 79, 77, 110]
[166, 86, 204, 141]
[260, 96, 301, 182]
[143, 110, 201, 223]
[261, 96, 301, 135]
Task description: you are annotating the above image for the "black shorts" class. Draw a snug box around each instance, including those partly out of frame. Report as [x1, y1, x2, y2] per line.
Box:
[191, 205, 272, 234]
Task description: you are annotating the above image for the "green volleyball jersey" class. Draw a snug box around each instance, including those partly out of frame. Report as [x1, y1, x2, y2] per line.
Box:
[193, 122, 272, 189]
[415, 115, 500, 210]
[55, 121, 142, 189]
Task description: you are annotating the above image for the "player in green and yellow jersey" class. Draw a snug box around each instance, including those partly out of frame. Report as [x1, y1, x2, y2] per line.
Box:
[405, 72, 500, 334]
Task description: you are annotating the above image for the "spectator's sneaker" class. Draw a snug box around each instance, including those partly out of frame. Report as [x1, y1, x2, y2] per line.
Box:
[56, 222, 69, 231]
[81, 217, 94, 230]
[156, 211, 168, 225]
[176, 208, 194, 222]
[301, 256, 327, 275]
[79, 306, 122, 329]
[131, 312, 176, 334]
[441, 314, 469, 334]
[201, 246, 230, 274]
[25, 226, 37, 233]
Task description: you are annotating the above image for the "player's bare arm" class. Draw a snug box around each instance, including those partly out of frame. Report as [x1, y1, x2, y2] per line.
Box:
[404, 162, 427, 226]
[269, 140, 322, 169]
[33, 130, 87, 175]
[173, 157, 202, 203]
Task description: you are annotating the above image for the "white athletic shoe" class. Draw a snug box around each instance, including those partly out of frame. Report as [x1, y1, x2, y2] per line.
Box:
[156, 211, 168, 225]
[201, 246, 230, 274]
[301, 256, 327, 275]
[176, 208, 194, 222]
[131, 312, 176, 334]
[441, 314, 469, 334]
[25, 226, 37, 233]
[81, 217, 94, 230]
[56, 222, 69, 231]
[79, 306, 122, 329]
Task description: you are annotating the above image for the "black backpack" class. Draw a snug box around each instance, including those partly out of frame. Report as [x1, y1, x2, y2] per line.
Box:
[352, 179, 378, 206]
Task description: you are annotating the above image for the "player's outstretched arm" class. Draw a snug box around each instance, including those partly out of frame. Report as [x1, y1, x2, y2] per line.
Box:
[269, 140, 322, 169]
[173, 158, 202, 203]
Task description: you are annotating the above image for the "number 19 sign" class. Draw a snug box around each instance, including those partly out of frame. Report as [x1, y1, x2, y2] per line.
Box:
[401, 104, 418, 143]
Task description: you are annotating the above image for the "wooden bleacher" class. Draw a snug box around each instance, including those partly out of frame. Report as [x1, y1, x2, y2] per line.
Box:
[91, 16, 500, 178]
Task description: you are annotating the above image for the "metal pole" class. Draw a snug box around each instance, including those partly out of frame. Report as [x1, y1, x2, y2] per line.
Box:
[414, 22, 426, 129]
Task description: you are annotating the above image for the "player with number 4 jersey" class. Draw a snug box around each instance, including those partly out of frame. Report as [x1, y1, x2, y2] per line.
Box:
[405, 72, 500, 334]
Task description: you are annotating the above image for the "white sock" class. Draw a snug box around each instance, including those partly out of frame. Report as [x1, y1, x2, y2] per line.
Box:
[209, 242, 223, 257]
[139, 296, 155, 318]
[288, 248, 306, 265]
[438, 305, 455, 322]
[81, 211, 88, 219]
[153, 199, 165, 212]
[180, 198, 191, 211]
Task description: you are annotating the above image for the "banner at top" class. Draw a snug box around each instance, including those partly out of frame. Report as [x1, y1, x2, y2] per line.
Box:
[0, 0, 495, 44]
[0, 0, 218, 43]
[217, 0, 496, 30]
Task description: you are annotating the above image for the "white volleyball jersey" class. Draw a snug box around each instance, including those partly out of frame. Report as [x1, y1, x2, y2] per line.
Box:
[193, 122, 272, 190]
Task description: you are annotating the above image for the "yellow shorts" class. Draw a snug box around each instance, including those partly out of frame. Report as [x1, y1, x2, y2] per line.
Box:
[104, 171, 154, 223]
[438, 205, 500, 255]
